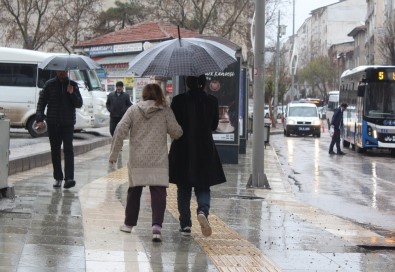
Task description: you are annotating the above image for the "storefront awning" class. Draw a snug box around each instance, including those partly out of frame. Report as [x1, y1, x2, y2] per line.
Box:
[93, 54, 136, 65]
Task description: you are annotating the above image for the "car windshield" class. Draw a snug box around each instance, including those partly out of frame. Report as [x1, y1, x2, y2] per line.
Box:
[365, 82, 395, 117]
[289, 107, 317, 117]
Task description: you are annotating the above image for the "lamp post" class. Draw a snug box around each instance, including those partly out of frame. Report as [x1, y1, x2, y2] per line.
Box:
[274, 10, 286, 127]
[290, 0, 295, 100]
[249, 0, 269, 188]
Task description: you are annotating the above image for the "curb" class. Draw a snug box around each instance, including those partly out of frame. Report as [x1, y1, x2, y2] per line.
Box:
[8, 137, 112, 176]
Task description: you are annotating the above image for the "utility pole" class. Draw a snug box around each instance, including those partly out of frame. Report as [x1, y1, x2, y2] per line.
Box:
[290, 0, 295, 100]
[249, 0, 269, 188]
[274, 11, 286, 128]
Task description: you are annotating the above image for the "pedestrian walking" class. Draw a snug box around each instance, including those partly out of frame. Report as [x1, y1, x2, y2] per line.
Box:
[106, 81, 132, 136]
[109, 83, 182, 242]
[169, 75, 227, 237]
[329, 103, 348, 155]
[35, 70, 83, 189]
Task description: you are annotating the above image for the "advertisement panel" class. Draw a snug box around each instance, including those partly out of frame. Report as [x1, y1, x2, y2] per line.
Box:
[205, 60, 240, 145]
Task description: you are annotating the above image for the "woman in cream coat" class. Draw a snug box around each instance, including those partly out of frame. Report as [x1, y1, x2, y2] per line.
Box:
[109, 83, 182, 242]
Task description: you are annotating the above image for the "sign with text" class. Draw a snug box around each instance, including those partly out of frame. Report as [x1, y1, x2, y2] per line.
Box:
[113, 42, 143, 53]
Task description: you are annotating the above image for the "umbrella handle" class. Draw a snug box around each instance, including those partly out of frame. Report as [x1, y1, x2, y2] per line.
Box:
[178, 26, 181, 46]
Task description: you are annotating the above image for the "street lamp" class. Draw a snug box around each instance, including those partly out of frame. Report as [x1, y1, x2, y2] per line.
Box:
[274, 10, 286, 127]
[290, 0, 295, 100]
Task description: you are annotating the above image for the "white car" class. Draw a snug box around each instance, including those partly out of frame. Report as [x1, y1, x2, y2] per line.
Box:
[283, 102, 321, 137]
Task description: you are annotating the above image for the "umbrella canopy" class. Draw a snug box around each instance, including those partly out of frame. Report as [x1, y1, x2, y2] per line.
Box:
[38, 54, 100, 71]
[128, 38, 237, 77]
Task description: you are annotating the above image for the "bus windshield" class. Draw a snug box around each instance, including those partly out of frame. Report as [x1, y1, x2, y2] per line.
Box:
[365, 82, 395, 118]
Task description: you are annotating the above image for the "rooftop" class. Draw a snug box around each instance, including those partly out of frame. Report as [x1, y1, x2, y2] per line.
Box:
[74, 21, 199, 48]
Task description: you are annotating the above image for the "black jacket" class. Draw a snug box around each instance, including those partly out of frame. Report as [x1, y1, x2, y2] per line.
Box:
[36, 77, 83, 126]
[106, 91, 132, 118]
[331, 107, 344, 131]
[169, 89, 226, 188]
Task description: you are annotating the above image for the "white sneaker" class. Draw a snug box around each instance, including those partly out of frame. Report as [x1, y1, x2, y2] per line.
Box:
[197, 213, 212, 237]
[119, 224, 133, 233]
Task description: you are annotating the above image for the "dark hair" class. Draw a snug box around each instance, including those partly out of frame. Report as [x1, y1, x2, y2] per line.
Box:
[341, 103, 348, 108]
[116, 81, 124, 87]
[198, 74, 206, 89]
[142, 83, 166, 106]
[186, 75, 206, 91]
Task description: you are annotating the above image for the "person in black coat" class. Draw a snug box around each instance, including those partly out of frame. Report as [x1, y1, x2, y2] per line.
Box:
[35, 70, 83, 189]
[106, 81, 132, 136]
[329, 103, 348, 155]
[169, 75, 226, 237]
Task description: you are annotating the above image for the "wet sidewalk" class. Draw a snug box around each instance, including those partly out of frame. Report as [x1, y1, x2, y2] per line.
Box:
[1, 127, 394, 271]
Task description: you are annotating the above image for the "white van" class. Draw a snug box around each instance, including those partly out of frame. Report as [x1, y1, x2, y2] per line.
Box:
[0, 47, 95, 137]
[326, 90, 339, 128]
[69, 69, 109, 128]
[283, 102, 321, 137]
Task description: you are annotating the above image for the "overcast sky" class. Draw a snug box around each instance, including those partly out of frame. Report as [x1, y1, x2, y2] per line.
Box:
[282, 0, 339, 38]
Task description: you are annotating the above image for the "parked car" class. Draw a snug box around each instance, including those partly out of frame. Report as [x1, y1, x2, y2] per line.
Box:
[283, 102, 321, 137]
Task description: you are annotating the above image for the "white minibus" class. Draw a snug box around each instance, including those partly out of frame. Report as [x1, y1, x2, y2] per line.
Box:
[69, 69, 109, 128]
[326, 90, 339, 128]
[0, 47, 95, 137]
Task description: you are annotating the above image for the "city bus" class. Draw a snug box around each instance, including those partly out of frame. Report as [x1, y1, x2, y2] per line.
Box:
[0, 47, 95, 137]
[340, 65, 395, 154]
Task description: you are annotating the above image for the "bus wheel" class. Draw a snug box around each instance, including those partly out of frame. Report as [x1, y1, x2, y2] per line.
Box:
[390, 149, 395, 157]
[343, 140, 350, 148]
[27, 117, 48, 138]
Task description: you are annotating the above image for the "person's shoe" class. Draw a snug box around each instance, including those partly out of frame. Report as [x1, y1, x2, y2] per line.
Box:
[63, 180, 76, 189]
[197, 212, 212, 237]
[328, 151, 335, 155]
[152, 224, 162, 242]
[179, 226, 192, 236]
[119, 224, 133, 233]
[53, 180, 62, 188]
[337, 151, 346, 155]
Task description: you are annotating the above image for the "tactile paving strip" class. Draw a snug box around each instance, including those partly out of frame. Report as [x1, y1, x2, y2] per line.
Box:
[166, 183, 282, 272]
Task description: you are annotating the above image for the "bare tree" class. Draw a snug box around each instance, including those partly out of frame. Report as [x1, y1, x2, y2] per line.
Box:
[378, 18, 395, 65]
[297, 56, 337, 98]
[49, 0, 102, 52]
[0, 0, 58, 50]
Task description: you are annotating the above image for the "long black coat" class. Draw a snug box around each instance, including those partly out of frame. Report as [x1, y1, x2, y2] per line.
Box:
[169, 89, 226, 188]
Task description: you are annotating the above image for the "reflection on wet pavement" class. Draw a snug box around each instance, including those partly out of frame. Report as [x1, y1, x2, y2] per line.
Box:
[2, 138, 395, 271]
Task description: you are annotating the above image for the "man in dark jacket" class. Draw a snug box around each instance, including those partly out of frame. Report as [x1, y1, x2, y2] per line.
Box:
[329, 103, 348, 155]
[35, 70, 83, 189]
[106, 81, 132, 136]
[169, 75, 226, 237]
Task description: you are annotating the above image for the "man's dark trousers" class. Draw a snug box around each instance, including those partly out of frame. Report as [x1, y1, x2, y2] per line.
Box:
[47, 124, 74, 181]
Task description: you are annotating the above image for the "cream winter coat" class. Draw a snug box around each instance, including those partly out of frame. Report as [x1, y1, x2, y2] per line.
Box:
[109, 100, 183, 187]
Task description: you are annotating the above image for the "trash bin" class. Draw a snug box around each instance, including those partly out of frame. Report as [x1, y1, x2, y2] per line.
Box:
[264, 121, 271, 147]
[248, 116, 253, 134]
[0, 109, 13, 198]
